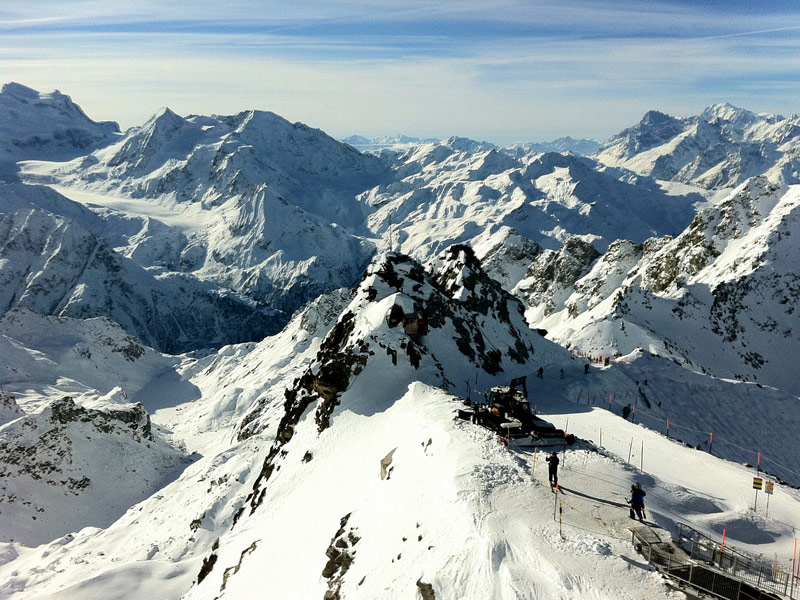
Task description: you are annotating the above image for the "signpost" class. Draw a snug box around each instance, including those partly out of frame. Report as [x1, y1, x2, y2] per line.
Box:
[765, 480, 774, 517]
[753, 477, 762, 511]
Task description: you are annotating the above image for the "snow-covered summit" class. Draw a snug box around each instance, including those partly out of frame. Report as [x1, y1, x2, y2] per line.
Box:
[529, 176, 800, 393]
[596, 103, 800, 189]
[0, 83, 119, 171]
[238, 247, 563, 441]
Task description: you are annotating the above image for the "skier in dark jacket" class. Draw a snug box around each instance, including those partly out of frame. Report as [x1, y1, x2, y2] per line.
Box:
[546, 452, 559, 486]
[628, 483, 646, 520]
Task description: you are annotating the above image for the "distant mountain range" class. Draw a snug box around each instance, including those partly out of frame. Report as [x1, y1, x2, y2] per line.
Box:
[3, 82, 799, 383]
[595, 103, 800, 189]
[343, 133, 601, 156]
[1, 82, 799, 600]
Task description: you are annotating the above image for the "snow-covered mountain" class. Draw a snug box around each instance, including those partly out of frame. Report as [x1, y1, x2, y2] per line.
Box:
[507, 136, 600, 157]
[1, 249, 798, 600]
[18, 104, 386, 314]
[363, 145, 698, 258]
[341, 134, 440, 151]
[1, 84, 800, 600]
[9, 86, 699, 323]
[344, 134, 600, 156]
[595, 103, 800, 189]
[0, 187, 282, 353]
[0, 395, 187, 547]
[0, 83, 119, 176]
[521, 176, 800, 393]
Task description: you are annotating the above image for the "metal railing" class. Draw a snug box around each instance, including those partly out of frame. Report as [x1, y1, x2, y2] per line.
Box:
[632, 524, 798, 600]
[676, 523, 797, 600]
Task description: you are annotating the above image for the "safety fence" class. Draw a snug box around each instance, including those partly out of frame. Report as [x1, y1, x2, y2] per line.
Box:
[570, 386, 800, 487]
[633, 524, 799, 600]
[676, 523, 798, 600]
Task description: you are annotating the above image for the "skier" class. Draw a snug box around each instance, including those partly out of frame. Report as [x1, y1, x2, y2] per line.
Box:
[545, 452, 559, 487]
[628, 483, 646, 521]
[584, 363, 589, 375]
[537, 366, 544, 379]
[560, 368, 565, 379]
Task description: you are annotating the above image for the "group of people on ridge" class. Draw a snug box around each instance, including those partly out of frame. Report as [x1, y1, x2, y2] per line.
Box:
[544, 451, 647, 522]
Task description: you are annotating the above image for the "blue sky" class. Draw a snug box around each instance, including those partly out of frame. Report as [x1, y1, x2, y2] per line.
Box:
[2, 1, 799, 144]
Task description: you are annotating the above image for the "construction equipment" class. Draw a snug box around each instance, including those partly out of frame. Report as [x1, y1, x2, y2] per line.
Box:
[458, 376, 576, 446]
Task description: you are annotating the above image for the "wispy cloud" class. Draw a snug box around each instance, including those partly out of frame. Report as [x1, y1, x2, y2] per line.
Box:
[2, 1, 799, 142]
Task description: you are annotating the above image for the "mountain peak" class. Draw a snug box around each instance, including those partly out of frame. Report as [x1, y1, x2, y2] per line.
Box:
[640, 110, 676, 126]
[700, 102, 761, 124]
[1, 82, 40, 99]
[0, 82, 120, 164]
[442, 136, 497, 153]
[144, 107, 185, 129]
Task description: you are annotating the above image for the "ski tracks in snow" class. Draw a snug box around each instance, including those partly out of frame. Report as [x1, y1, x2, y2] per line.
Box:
[458, 435, 677, 600]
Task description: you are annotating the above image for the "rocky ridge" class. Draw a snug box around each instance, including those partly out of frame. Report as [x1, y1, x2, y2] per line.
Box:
[595, 103, 800, 189]
[0, 395, 185, 546]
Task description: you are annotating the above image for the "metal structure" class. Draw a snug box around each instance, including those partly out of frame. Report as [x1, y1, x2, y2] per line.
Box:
[631, 524, 797, 600]
[457, 376, 576, 446]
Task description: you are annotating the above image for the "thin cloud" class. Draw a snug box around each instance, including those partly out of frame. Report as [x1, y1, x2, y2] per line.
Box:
[2, 1, 799, 142]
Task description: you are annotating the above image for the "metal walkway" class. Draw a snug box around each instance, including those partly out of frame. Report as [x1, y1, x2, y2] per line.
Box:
[631, 523, 798, 600]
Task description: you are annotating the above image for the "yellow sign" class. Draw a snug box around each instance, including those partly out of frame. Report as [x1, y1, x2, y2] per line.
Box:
[765, 481, 774, 495]
[753, 477, 763, 490]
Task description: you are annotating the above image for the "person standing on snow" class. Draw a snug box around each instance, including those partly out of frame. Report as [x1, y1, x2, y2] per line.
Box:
[628, 483, 646, 520]
[537, 366, 544, 379]
[546, 452, 559, 486]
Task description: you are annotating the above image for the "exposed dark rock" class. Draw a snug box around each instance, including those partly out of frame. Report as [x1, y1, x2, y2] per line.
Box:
[196, 552, 218, 584]
[417, 579, 436, 599]
[322, 513, 359, 600]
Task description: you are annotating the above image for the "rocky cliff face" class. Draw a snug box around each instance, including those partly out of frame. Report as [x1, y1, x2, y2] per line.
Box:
[0, 396, 185, 546]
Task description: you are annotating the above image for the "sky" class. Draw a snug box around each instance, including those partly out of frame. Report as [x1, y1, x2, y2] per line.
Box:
[2, 0, 800, 144]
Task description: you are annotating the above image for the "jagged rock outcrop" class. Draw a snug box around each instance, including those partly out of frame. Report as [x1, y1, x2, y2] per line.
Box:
[515, 237, 601, 319]
[0, 396, 185, 546]
[0, 390, 22, 427]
